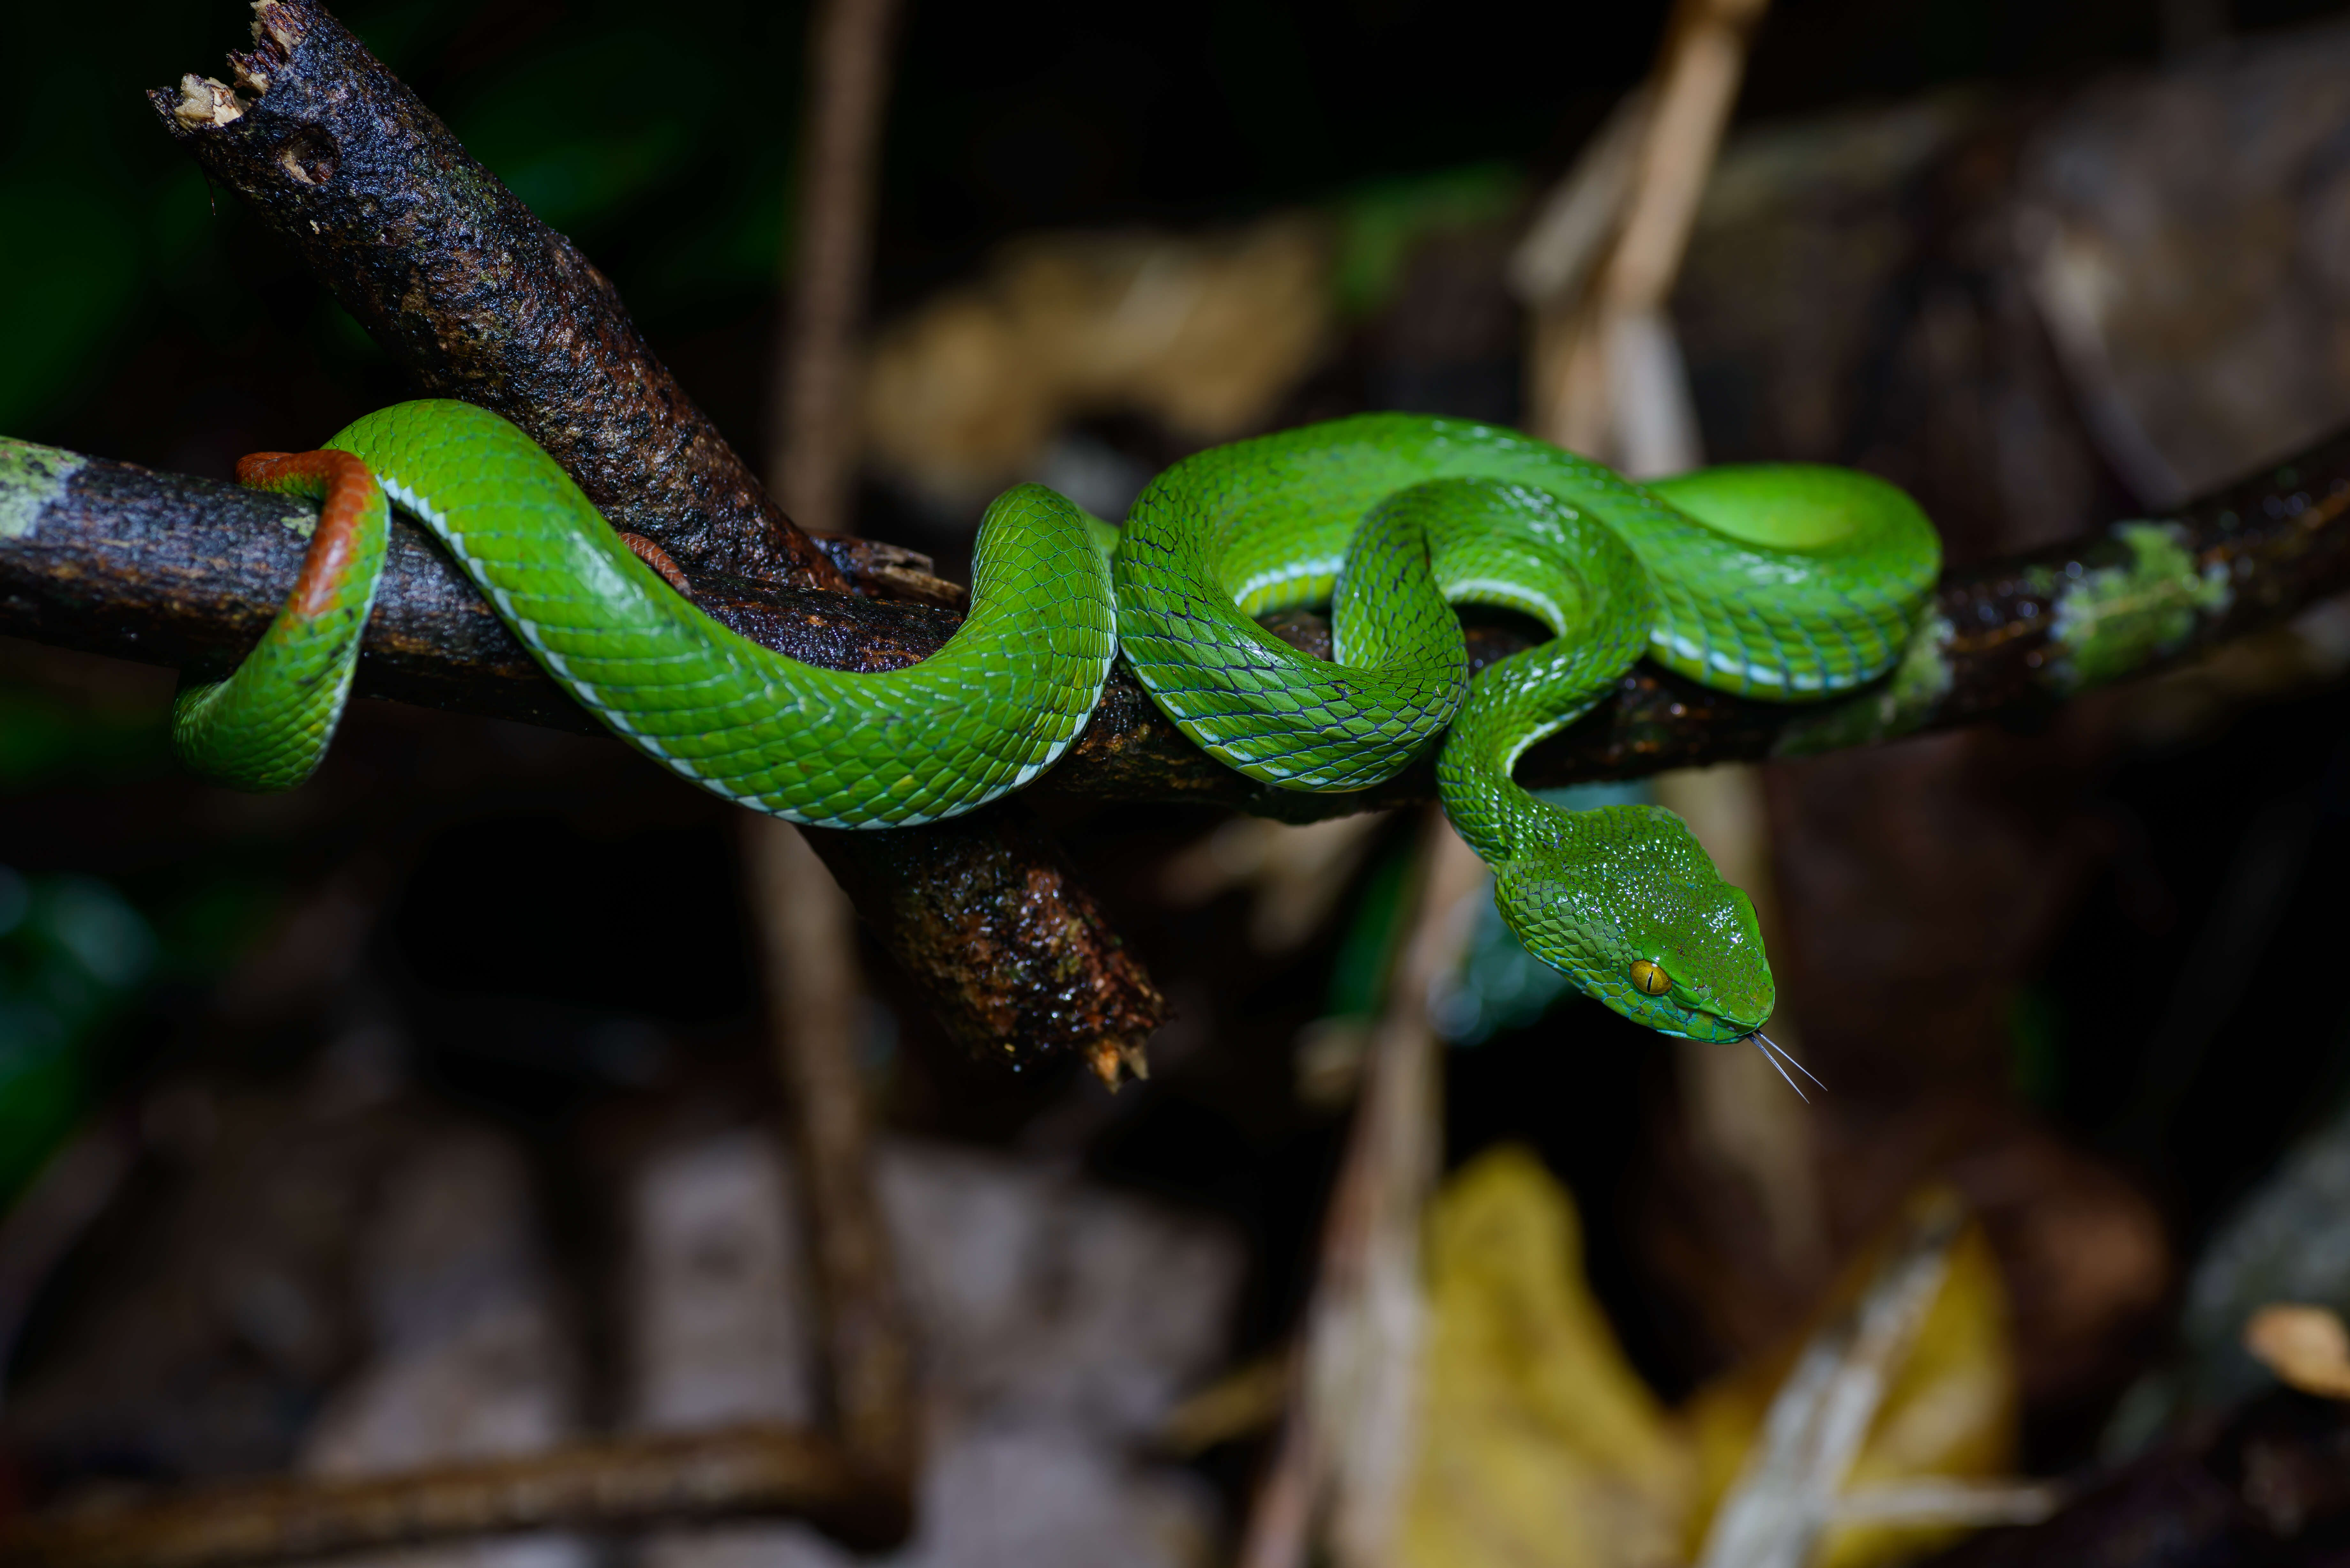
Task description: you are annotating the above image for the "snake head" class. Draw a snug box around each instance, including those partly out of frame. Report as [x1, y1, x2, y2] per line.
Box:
[1494, 803, 1774, 1042]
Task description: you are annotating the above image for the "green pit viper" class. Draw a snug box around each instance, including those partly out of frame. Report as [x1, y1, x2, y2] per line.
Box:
[176, 400, 1939, 1057]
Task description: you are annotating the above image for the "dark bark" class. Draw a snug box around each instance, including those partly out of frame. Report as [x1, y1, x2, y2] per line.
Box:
[1922, 1388, 2350, 1567]
[10, 428, 2348, 814]
[143, 0, 1164, 1073]
[149, 0, 841, 591]
[804, 801, 1165, 1085]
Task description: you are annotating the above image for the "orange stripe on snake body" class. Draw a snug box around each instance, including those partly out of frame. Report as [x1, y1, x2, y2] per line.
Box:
[237, 450, 381, 621]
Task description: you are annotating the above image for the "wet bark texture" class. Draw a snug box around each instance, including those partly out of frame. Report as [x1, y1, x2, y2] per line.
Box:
[141, 0, 1163, 1072]
[9, 426, 2349, 808]
[149, 0, 839, 590]
[803, 803, 1164, 1083]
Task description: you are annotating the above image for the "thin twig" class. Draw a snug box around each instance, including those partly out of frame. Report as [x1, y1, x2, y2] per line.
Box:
[1532, 0, 1771, 457]
[1832, 1480, 2064, 1529]
[1238, 812, 1484, 1568]
[747, 823, 916, 1478]
[751, 0, 918, 1487]
[774, 0, 904, 539]
[0, 1424, 908, 1568]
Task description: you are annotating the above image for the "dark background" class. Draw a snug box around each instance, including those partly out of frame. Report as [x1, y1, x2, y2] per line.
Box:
[12, 0, 2346, 466]
[6, 0, 2350, 1509]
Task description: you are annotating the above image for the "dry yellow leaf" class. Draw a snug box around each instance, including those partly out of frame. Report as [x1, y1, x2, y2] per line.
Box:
[1398, 1154, 2019, 1568]
[860, 220, 1336, 506]
[2244, 1303, 2350, 1399]
[1399, 1143, 1692, 1568]
[1683, 1196, 2019, 1568]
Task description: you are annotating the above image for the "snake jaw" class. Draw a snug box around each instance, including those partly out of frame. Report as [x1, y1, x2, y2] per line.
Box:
[1666, 952, 1775, 1041]
[1649, 936, 1774, 1043]
[1590, 969, 1760, 1042]
[1660, 989, 1770, 1044]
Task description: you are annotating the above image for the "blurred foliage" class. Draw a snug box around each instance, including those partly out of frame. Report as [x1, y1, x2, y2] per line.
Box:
[2006, 984, 2064, 1111]
[0, 649, 294, 1150]
[0, 869, 155, 1202]
[428, 8, 806, 314]
[1683, 1206, 2019, 1566]
[0, 660, 282, 1199]
[0, 179, 145, 440]
[17, 0, 2316, 446]
[0, 684, 171, 791]
[1323, 162, 1520, 320]
[1391, 1147, 2021, 1561]
[1402, 1143, 1692, 1568]
[2105, 1084, 2350, 1452]
[1400, 1148, 2019, 1568]
[1323, 833, 1414, 1022]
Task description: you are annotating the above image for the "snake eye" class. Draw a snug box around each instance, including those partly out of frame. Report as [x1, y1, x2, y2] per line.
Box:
[1630, 959, 1671, 996]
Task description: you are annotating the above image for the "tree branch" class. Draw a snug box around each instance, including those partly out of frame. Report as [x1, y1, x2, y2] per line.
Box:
[140, 0, 1164, 1073]
[773, 0, 904, 537]
[752, 0, 919, 1495]
[9, 429, 2348, 817]
[75, 0, 2350, 1068]
[151, 1, 841, 589]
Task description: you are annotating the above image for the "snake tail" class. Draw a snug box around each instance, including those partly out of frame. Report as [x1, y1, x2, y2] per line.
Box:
[172, 449, 390, 792]
[185, 402, 1119, 828]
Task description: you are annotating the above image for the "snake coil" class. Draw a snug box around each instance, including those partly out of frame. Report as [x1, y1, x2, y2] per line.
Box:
[178, 402, 1939, 1043]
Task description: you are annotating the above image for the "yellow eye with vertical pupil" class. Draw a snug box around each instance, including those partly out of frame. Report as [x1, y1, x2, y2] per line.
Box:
[1630, 960, 1670, 996]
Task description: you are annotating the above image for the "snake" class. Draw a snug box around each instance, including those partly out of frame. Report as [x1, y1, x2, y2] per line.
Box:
[176, 399, 1939, 1047]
